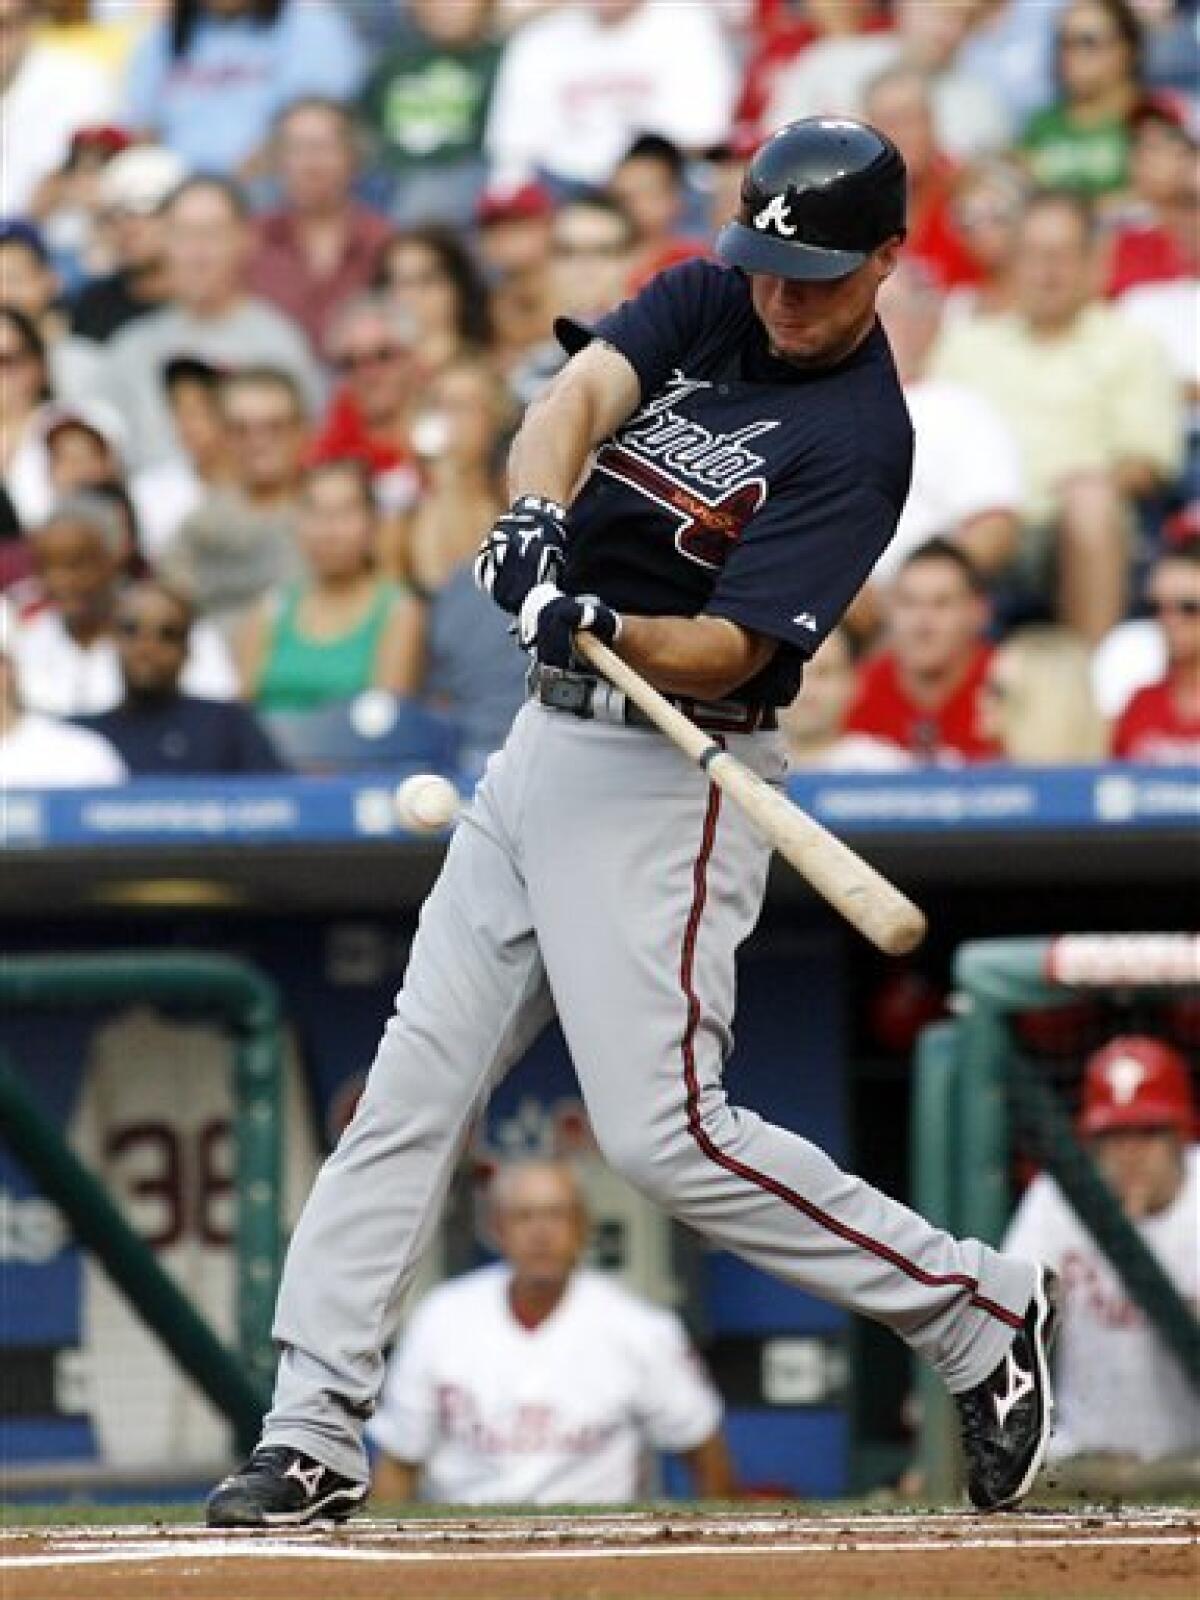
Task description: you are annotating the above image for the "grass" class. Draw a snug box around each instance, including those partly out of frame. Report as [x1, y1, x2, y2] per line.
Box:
[0, 1497, 828, 1528]
[4, 1491, 1198, 1528]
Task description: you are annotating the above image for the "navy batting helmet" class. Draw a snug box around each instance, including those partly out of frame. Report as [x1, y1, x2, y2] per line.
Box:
[716, 118, 907, 282]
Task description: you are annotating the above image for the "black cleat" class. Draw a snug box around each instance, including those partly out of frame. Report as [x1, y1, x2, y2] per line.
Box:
[955, 1267, 1060, 1512]
[206, 1446, 368, 1528]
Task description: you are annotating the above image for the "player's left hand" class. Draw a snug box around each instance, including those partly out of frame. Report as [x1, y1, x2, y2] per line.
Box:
[474, 494, 568, 616]
[517, 583, 622, 668]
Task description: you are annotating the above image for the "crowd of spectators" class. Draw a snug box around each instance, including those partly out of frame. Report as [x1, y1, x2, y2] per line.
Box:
[1, 0, 1197, 789]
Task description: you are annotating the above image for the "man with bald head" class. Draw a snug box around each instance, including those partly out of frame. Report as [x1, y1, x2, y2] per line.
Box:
[369, 1160, 732, 1504]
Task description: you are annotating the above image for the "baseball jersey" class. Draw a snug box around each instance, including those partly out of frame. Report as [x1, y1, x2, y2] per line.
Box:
[1003, 1148, 1200, 1462]
[1112, 680, 1200, 767]
[846, 644, 1000, 764]
[368, 1263, 723, 1504]
[557, 259, 914, 707]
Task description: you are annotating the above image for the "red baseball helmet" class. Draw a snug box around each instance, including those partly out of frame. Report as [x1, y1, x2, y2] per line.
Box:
[1078, 1035, 1195, 1137]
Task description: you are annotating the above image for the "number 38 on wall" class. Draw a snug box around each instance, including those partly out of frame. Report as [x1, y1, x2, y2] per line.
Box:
[103, 1120, 234, 1250]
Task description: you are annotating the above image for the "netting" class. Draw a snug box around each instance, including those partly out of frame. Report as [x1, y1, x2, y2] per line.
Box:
[913, 935, 1200, 1496]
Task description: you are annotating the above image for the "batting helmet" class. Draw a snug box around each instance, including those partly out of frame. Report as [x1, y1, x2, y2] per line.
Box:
[1078, 1035, 1195, 1138]
[716, 117, 907, 283]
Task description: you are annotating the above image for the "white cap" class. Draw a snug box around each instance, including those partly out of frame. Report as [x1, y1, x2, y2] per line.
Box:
[100, 145, 187, 215]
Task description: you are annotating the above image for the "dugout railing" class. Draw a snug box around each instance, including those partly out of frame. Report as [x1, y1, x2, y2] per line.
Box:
[0, 952, 284, 1453]
[912, 934, 1200, 1500]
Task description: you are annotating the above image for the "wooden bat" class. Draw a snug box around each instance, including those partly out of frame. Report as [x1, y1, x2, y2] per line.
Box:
[574, 634, 927, 957]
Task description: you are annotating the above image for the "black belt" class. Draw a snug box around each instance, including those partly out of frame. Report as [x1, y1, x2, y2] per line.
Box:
[529, 665, 777, 734]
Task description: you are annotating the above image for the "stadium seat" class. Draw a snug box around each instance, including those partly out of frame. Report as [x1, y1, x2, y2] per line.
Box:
[262, 692, 461, 775]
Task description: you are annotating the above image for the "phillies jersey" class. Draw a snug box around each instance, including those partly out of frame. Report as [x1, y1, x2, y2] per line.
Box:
[557, 259, 914, 706]
[368, 1263, 723, 1504]
[846, 644, 1000, 764]
[1003, 1149, 1200, 1462]
[1112, 679, 1200, 766]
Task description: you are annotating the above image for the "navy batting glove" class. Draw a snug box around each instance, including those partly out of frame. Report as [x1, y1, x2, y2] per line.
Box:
[474, 494, 568, 616]
[518, 583, 622, 669]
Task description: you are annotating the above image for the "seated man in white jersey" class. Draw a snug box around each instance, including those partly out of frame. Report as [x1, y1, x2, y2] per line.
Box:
[1003, 1036, 1200, 1480]
[369, 1160, 734, 1504]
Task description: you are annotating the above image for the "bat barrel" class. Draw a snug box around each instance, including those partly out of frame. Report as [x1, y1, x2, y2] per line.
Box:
[575, 633, 927, 956]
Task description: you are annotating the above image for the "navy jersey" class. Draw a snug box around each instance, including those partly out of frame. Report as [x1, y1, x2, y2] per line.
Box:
[557, 259, 914, 706]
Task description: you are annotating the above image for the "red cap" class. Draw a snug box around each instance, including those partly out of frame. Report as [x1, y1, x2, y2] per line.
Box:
[69, 124, 134, 161]
[1078, 1035, 1195, 1137]
[1164, 500, 1200, 549]
[475, 181, 554, 227]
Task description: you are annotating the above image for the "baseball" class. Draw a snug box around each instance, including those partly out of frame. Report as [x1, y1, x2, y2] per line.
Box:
[394, 773, 461, 833]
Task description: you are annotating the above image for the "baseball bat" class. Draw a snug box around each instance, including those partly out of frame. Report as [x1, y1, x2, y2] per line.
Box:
[574, 634, 927, 956]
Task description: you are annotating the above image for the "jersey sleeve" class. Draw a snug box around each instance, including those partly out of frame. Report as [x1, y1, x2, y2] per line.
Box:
[123, 25, 170, 136]
[1002, 1175, 1070, 1271]
[1104, 316, 1184, 482]
[630, 1307, 724, 1454]
[705, 473, 902, 659]
[366, 1298, 442, 1465]
[555, 260, 734, 405]
[1111, 688, 1150, 759]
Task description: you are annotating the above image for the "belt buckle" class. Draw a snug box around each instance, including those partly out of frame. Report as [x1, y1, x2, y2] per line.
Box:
[684, 699, 754, 734]
[536, 666, 594, 718]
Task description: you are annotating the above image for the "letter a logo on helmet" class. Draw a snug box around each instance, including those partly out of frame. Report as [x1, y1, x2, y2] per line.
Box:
[753, 194, 797, 236]
[717, 116, 907, 283]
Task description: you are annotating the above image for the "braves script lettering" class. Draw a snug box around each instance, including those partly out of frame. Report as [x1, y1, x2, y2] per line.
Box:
[596, 371, 778, 569]
[618, 373, 778, 491]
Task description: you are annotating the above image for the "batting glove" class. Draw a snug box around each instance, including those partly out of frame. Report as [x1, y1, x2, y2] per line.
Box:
[517, 583, 622, 669]
[474, 494, 568, 616]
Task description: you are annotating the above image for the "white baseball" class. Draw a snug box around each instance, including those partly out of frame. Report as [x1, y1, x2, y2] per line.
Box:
[394, 773, 461, 833]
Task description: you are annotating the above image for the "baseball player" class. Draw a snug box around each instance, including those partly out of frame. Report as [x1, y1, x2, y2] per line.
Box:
[369, 1159, 732, 1504]
[1004, 1036, 1199, 1466]
[208, 118, 1056, 1527]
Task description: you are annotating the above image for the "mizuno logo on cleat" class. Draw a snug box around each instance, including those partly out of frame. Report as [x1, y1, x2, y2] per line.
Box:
[993, 1352, 1035, 1427]
[284, 1459, 325, 1498]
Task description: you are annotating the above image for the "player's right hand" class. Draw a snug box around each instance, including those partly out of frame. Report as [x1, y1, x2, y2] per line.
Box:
[517, 583, 621, 668]
[474, 494, 568, 615]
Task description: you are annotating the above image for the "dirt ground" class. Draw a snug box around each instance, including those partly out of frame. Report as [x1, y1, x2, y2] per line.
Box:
[4, 1508, 1198, 1600]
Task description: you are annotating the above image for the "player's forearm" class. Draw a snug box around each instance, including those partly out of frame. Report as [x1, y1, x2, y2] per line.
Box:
[507, 380, 596, 506]
[614, 614, 776, 700]
[507, 344, 643, 506]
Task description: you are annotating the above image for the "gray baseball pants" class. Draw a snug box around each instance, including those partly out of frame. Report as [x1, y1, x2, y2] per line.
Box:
[263, 702, 1036, 1482]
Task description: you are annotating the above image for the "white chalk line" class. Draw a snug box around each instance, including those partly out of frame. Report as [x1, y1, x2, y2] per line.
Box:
[7, 1509, 1196, 1546]
[4, 1532, 1197, 1571]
